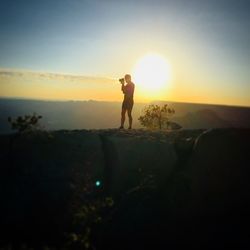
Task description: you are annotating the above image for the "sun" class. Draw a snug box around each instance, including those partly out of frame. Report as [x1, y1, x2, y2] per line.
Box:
[132, 53, 171, 94]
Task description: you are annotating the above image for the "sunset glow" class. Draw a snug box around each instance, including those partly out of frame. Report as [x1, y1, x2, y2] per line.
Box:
[0, 0, 249, 107]
[132, 54, 171, 95]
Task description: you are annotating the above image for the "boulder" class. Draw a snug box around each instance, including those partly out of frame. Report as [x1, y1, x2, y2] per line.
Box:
[183, 128, 250, 248]
[100, 134, 177, 196]
[188, 128, 250, 214]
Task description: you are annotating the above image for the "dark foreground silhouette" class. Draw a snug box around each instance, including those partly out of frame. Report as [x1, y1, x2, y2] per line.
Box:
[0, 128, 249, 249]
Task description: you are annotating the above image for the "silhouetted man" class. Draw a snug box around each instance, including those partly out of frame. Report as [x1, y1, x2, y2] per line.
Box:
[119, 74, 135, 129]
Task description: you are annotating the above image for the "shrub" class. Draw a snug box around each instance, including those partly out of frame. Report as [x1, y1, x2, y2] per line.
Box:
[8, 113, 42, 133]
[139, 104, 180, 130]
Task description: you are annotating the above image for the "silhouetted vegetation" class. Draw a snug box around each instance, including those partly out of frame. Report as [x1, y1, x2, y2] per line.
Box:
[67, 172, 114, 250]
[7, 113, 43, 133]
[139, 104, 179, 130]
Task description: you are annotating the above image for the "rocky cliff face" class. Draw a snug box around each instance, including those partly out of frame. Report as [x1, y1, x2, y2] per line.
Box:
[0, 128, 249, 249]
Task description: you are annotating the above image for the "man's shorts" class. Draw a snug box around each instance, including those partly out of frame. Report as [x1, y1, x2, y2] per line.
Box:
[122, 98, 134, 111]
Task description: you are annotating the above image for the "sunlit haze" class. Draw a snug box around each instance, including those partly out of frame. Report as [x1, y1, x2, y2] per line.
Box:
[0, 0, 249, 106]
[132, 53, 171, 100]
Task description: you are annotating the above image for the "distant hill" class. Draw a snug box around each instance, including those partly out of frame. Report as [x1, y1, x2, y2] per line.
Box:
[173, 109, 231, 129]
[0, 98, 249, 133]
[155, 100, 250, 128]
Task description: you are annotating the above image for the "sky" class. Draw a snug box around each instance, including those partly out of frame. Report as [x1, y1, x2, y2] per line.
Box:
[0, 0, 249, 106]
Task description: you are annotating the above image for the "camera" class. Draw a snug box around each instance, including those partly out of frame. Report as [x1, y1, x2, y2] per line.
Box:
[119, 78, 125, 84]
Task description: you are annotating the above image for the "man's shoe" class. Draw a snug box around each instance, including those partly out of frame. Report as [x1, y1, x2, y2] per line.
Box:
[119, 126, 124, 129]
[128, 126, 132, 130]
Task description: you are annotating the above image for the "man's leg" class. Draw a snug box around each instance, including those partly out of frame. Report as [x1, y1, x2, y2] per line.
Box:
[128, 108, 133, 129]
[120, 108, 126, 129]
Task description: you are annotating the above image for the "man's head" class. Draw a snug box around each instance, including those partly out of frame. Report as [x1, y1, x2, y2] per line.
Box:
[125, 74, 132, 83]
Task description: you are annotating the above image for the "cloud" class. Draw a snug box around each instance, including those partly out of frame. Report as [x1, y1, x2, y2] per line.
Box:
[0, 68, 116, 85]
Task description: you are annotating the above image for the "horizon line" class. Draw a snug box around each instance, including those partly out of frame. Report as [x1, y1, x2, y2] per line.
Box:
[1, 96, 249, 109]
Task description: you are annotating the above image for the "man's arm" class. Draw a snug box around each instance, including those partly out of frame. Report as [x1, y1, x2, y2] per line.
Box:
[121, 83, 126, 94]
[131, 83, 135, 96]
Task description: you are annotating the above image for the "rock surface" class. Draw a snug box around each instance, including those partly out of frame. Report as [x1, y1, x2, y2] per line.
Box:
[0, 128, 249, 249]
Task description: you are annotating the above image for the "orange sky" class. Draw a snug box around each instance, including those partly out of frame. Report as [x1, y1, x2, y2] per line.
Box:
[0, 68, 249, 107]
